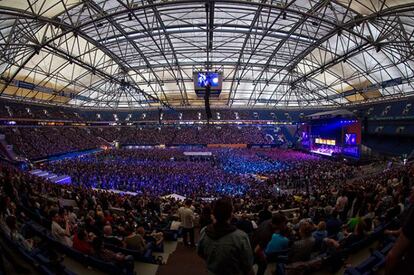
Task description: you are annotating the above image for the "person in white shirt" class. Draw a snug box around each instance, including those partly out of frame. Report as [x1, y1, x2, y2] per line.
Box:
[336, 192, 348, 221]
[51, 210, 73, 247]
[178, 199, 195, 247]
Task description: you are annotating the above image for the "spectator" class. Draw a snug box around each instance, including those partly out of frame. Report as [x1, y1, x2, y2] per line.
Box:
[178, 199, 195, 247]
[124, 226, 146, 253]
[50, 210, 72, 247]
[91, 237, 134, 274]
[386, 195, 414, 275]
[72, 227, 92, 255]
[2, 215, 33, 251]
[252, 213, 287, 275]
[258, 204, 272, 225]
[265, 214, 288, 254]
[235, 213, 254, 236]
[336, 191, 348, 221]
[325, 208, 342, 237]
[103, 225, 124, 247]
[289, 221, 315, 262]
[199, 204, 213, 230]
[312, 221, 328, 250]
[198, 198, 254, 275]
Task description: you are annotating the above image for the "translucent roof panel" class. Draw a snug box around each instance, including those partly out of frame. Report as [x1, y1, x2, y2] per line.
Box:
[0, 0, 413, 109]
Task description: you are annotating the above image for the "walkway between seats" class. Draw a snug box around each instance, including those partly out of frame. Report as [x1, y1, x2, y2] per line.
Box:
[156, 242, 207, 275]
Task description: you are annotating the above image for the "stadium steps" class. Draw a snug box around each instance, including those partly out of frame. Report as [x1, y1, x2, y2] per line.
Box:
[30, 169, 72, 184]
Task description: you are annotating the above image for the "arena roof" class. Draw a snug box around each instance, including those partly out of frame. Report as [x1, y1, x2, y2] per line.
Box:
[0, 0, 414, 109]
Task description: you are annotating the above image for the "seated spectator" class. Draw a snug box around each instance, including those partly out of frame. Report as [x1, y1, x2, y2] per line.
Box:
[92, 237, 134, 274]
[198, 198, 254, 275]
[340, 219, 367, 247]
[325, 208, 342, 237]
[326, 219, 368, 249]
[103, 225, 124, 247]
[67, 206, 77, 226]
[50, 210, 73, 247]
[85, 216, 100, 236]
[124, 226, 146, 252]
[1, 215, 34, 251]
[72, 227, 92, 255]
[312, 221, 328, 250]
[289, 221, 315, 262]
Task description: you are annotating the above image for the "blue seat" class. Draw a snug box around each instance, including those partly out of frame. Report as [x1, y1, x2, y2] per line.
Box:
[344, 267, 362, 275]
[85, 256, 121, 274]
[104, 243, 156, 263]
[380, 242, 394, 255]
[355, 255, 380, 273]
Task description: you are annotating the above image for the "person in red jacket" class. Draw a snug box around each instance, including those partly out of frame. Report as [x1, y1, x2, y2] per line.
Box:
[72, 227, 92, 255]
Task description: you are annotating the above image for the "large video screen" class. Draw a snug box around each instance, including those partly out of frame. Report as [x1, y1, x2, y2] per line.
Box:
[345, 133, 357, 145]
[193, 72, 223, 91]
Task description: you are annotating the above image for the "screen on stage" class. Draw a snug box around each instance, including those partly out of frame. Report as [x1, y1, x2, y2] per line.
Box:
[345, 133, 357, 145]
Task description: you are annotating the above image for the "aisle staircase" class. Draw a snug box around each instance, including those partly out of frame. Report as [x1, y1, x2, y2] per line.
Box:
[29, 169, 71, 184]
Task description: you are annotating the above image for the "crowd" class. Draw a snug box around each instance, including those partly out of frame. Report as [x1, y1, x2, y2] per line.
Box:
[0, 147, 413, 275]
[0, 163, 170, 274]
[90, 125, 272, 145]
[43, 148, 354, 200]
[43, 148, 259, 197]
[2, 127, 103, 159]
[1, 125, 272, 160]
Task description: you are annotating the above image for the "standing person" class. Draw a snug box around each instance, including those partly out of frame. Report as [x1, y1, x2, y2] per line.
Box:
[199, 204, 213, 230]
[258, 204, 272, 225]
[336, 191, 348, 221]
[386, 190, 414, 275]
[198, 198, 254, 275]
[178, 199, 195, 247]
[252, 213, 287, 275]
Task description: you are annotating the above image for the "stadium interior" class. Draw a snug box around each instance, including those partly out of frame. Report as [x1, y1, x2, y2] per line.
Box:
[0, 1, 414, 275]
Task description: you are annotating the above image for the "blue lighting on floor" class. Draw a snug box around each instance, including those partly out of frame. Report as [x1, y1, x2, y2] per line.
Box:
[219, 154, 284, 174]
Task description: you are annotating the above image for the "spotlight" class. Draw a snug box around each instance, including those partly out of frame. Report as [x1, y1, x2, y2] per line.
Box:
[282, 11, 287, 20]
[128, 13, 133, 21]
[375, 44, 381, 52]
